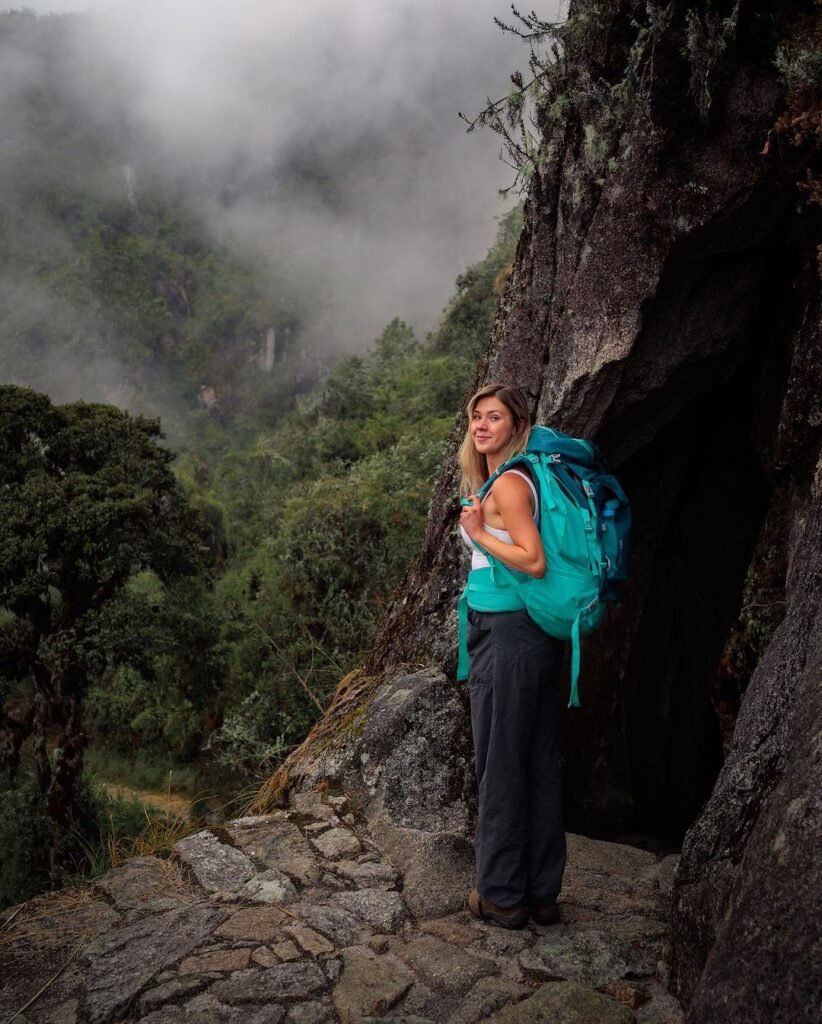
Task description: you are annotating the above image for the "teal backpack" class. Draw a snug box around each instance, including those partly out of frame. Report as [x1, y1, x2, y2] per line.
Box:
[457, 426, 631, 707]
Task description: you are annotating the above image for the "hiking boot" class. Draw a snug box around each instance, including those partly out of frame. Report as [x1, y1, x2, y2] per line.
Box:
[528, 897, 560, 926]
[467, 888, 529, 930]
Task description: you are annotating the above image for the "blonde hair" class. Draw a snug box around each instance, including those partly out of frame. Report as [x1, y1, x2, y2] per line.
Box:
[458, 383, 532, 495]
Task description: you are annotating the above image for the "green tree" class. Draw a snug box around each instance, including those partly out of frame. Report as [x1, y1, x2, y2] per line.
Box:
[0, 386, 209, 885]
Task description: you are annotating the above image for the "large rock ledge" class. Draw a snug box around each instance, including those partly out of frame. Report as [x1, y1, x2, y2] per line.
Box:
[253, 667, 477, 919]
[0, 788, 683, 1024]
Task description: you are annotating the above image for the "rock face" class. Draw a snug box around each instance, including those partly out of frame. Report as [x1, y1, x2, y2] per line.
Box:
[672, 498, 822, 1018]
[255, 667, 476, 918]
[0, 803, 682, 1023]
[259, 1, 821, 1021]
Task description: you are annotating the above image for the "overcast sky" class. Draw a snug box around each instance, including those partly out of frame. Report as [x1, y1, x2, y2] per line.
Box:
[2, 1, 564, 409]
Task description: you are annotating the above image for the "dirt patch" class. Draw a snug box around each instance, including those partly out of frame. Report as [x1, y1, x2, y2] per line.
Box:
[100, 781, 192, 818]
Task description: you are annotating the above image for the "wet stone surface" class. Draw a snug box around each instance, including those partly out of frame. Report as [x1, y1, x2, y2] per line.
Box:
[0, 790, 684, 1024]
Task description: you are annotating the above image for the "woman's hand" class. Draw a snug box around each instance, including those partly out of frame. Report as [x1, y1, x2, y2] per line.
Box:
[460, 495, 485, 541]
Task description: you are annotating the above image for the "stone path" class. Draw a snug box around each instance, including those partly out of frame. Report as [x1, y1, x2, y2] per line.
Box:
[0, 791, 683, 1024]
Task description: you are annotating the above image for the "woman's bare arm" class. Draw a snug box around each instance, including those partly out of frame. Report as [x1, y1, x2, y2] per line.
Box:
[460, 473, 546, 577]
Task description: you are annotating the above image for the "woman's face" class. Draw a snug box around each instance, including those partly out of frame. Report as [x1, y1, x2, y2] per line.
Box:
[471, 395, 517, 456]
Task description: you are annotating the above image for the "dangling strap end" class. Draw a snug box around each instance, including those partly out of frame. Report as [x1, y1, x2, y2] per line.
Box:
[569, 614, 583, 708]
[457, 589, 470, 681]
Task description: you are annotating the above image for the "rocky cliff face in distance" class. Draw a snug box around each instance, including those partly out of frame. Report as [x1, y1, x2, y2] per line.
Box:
[259, 2, 821, 1021]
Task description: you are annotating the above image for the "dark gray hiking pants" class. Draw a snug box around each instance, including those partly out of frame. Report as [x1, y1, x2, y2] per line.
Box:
[467, 607, 566, 907]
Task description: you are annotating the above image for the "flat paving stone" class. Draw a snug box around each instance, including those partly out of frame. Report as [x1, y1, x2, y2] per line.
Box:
[524, 921, 664, 988]
[391, 934, 495, 997]
[240, 868, 300, 905]
[389, 981, 440, 1021]
[211, 962, 328, 1004]
[363, 1018, 435, 1024]
[332, 946, 415, 1024]
[252, 946, 280, 967]
[334, 859, 400, 889]
[294, 902, 365, 946]
[286, 999, 336, 1024]
[179, 947, 252, 974]
[137, 1009, 185, 1023]
[334, 888, 408, 932]
[83, 904, 225, 1024]
[304, 821, 334, 835]
[214, 906, 288, 943]
[233, 820, 322, 885]
[29, 999, 79, 1024]
[184, 991, 288, 1023]
[310, 828, 363, 861]
[174, 831, 256, 894]
[284, 925, 336, 956]
[480, 925, 536, 956]
[319, 872, 349, 890]
[448, 975, 531, 1024]
[493, 979, 634, 1024]
[95, 856, 188, 914]
[271, 939, 303, 962]
[139, 976, 206, 1013]
[419, 916, 483, 947]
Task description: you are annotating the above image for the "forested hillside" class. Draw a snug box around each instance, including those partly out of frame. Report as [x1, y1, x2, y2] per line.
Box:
[0, 9, 321, 443]
[0, 6, 518, 437]
[0, 7, 523, 906]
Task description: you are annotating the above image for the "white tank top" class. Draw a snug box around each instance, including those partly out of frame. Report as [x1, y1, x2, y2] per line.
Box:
[459, 468, 539, 570]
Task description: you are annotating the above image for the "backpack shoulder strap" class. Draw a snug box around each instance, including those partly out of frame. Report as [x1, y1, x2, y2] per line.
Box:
[477, 453, 538, 500]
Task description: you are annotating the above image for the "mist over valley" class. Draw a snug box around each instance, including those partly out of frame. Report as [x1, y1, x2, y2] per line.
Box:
[0, 0, 546, 434]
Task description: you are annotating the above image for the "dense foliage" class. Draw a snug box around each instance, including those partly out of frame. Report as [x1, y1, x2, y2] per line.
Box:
[0, 387, 210, 886]
[0, 204, 521, 904]
[158, 207, 522, 773]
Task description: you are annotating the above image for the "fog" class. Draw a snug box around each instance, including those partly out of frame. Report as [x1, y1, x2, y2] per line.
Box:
[2, 1, 563, 413]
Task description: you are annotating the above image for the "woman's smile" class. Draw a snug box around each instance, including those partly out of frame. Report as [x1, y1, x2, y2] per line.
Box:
[471, 396, 516, 453]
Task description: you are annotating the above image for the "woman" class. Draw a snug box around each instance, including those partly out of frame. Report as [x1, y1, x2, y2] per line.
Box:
[458, 382, 565, 930]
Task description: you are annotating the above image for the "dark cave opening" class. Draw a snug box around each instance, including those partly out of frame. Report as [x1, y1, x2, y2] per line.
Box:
[620, 373, 772, 841]
[563, 199, 804, 845]
[563, 361, 773, 845]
